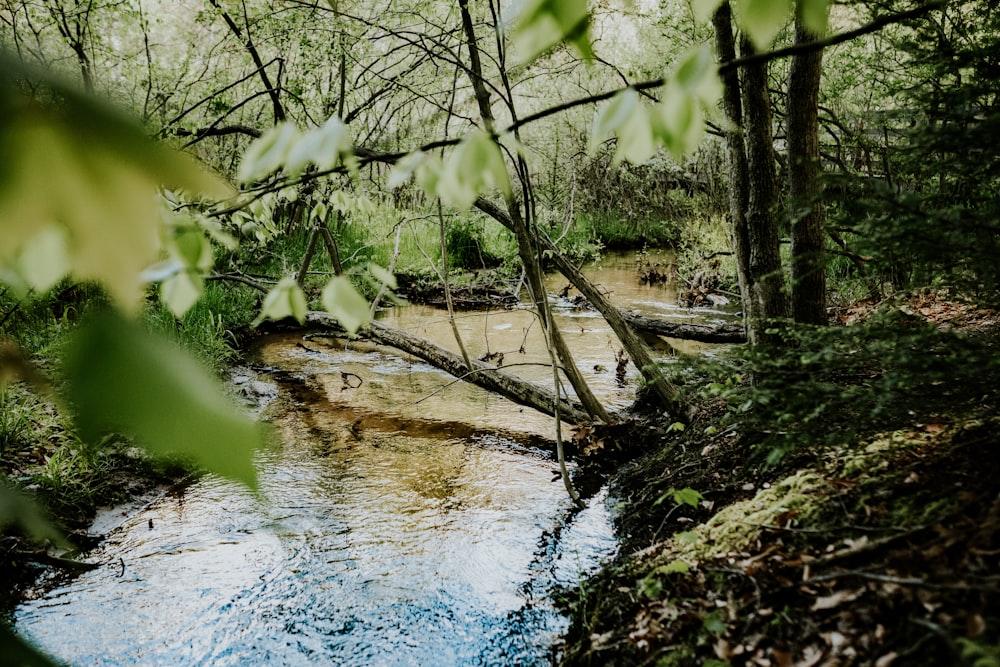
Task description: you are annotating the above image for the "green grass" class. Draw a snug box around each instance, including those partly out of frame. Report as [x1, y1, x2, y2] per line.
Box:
[143, 281, 259, 373]
[576, 211, 683, 250]
[674, 213, 739, 292]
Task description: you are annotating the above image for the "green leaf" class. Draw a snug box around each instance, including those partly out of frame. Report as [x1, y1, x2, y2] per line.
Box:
[0, 624, 60, 667]
[658, 559, 691, 575]
[735, 0, 794, 49]
[171, 229, 213, 272]
[674, 44, 722, 104]
[63, 313, 262, 487]
[387, 151, 427, 190]
[0, 480, 64, 547]
[254, 276, 308, 326]
[702, 610, 729, 635]
[799, 0, 829, 36]
[653, 85, 706, 158]
[160, 271, 204, 318]
[367, 263, 397, 290]
[0, 71, 229, 313]
[414, 153, 444, 199]
[321, 276, 370, 335]
[284, 115, 353, 176]
[310, 201, 328, 223]
[503, 0, 593, 64]
[438, 132, 511, 210]
[673, 487, 704, 508]
[590, 89, 657, 165]
[237, 122, 302, 183]
[590, 88, 640, 154]
[16, 225, 69, 293]
[650, 47, 720, 160]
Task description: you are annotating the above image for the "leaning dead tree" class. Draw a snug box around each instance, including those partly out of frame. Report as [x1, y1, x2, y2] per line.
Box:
[305, 311, 600, 424]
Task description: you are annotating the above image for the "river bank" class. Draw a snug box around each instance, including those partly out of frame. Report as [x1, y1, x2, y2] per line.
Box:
[557, 296, 1000, 666]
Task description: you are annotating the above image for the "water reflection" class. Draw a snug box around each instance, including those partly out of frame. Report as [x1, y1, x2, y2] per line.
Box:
[14, 250, 733, 665]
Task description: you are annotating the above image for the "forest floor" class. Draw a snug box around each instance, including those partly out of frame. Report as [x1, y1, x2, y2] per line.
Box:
[559, 294, 1000, 667]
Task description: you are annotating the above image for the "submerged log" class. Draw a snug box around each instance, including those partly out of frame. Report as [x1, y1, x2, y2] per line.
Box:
[621, 312, 747, 344]
[305, 312, 603, 425]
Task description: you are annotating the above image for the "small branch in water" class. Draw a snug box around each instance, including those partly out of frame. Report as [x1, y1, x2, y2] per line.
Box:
[340, 372, 362, 390]
[12, 550, 100, 571]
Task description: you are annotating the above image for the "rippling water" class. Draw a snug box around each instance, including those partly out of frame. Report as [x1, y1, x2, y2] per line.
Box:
[14, 250, 732, 665]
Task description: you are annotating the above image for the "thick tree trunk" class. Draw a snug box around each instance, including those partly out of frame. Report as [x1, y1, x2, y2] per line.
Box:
[741, 35, 790, 343]
[788, 15, 828, 325]
[304, 312, 597, 424]
[713, 3, 753, 333]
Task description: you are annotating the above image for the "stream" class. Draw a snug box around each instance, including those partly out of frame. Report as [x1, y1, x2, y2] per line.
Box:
[13, 250, 735, 666]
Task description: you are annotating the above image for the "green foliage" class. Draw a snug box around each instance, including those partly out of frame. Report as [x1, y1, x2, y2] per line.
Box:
[143, 281, 258, 373]
[504, 0, 593, 63]
[656, 487, 704, 509]
[437, 131, 513, 210]
[678, 306, 1000, 462]
[588, 46, 721, 165]
[825, 0, 1000, 302]
[63, 312, 261, 487]
[958, 637, 1000, 667]
[0, 56, 229, 313]
[638, 558, 691, 598]
[446, 219, 502, 270]
[254, 276, 308, 326]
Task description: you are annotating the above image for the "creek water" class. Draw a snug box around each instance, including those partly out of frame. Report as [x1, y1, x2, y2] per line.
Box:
[13, 250, 735, 666]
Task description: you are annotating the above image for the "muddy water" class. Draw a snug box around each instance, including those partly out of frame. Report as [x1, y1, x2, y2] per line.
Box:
[13, 251, 734, 665]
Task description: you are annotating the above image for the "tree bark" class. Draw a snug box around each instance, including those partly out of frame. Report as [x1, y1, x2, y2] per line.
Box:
[620, 312, 747, 344]
[788, 13, 828, 325]
[741, 35, 790, 343]
[712, 3, 753, 335]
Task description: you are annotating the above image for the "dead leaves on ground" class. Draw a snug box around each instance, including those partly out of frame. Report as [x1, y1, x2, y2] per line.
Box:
[597, 427, 1000, 666]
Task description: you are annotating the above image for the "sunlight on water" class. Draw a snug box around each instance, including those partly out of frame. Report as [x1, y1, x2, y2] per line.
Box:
[14, 251, 732, 665]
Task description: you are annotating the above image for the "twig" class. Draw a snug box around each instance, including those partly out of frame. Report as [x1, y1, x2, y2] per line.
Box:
[804, 569, 995, 592]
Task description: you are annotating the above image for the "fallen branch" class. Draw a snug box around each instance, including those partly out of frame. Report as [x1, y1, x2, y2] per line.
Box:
[305, 311, 603, 424]
[621, 312, 747, 344]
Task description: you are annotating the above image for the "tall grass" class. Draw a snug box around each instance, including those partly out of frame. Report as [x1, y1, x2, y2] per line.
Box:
[143, 281, 259, 373]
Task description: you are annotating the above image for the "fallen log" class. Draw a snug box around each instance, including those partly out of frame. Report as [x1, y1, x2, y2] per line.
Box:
[621, 312, 747, 344]
[305, 312, 604, 425]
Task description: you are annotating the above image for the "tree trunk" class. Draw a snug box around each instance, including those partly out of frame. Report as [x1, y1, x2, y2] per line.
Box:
[788, 14, 828, 325]
[712, 3, 753, 336]
[741, 35, 790, 343]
